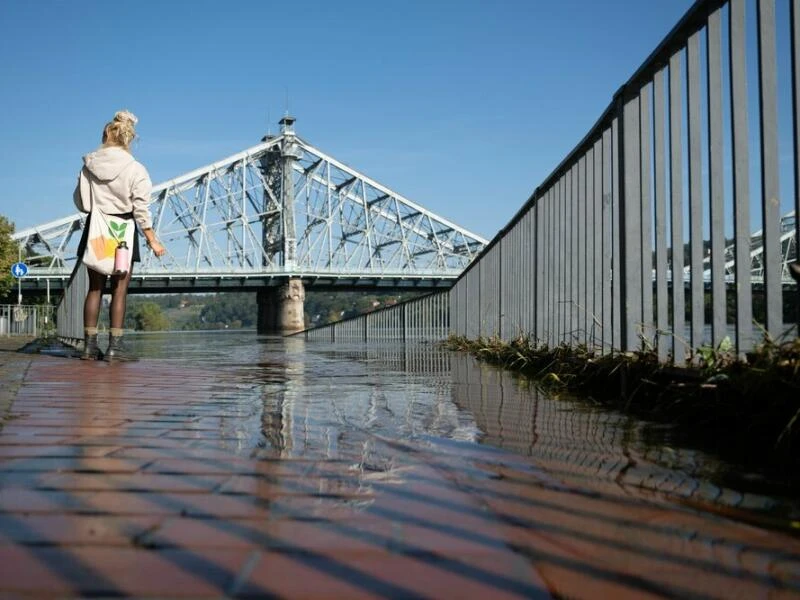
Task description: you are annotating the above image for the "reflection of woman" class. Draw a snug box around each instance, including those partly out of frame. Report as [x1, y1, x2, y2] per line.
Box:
[73, 110, 166, 361]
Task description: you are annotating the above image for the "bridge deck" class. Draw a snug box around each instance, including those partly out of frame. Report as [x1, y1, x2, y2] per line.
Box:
[0, 341, 797, 598]
[20, 273, 458, 294]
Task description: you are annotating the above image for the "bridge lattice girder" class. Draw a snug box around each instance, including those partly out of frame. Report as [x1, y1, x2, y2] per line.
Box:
[685, 211, 797, 285]
[13, 126, 488, 284]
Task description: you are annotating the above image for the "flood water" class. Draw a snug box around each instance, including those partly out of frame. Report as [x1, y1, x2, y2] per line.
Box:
[120, 330, 800, 529]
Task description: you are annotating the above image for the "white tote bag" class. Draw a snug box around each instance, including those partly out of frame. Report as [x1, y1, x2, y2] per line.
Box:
[82, 209, 135, 276]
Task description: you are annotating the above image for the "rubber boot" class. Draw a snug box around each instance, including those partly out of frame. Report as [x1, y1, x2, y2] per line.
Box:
[80, 334, 103, 361]
[104, 335, 136, 362]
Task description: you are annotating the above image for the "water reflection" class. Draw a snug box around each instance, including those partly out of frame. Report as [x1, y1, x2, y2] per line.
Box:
[123, 331, 799, 522]
[450, 353, 800, 521]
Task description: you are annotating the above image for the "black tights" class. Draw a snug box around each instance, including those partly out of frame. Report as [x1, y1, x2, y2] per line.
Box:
[83, 266, 133, 330]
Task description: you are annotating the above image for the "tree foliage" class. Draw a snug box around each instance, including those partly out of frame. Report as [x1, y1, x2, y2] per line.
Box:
[0, 216, 17, 302]
[193, 293, 257, 329]
[132, 302, 170, 331]
[304, 291, 421, 326]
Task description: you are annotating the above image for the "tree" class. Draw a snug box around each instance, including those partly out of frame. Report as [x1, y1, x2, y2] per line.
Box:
[132, 302, 170, 331]
[195, 293, 257, 328]
[0, 216, 16, 302]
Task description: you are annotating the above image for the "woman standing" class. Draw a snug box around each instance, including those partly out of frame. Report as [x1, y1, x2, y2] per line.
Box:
[73, 110, 166, 361]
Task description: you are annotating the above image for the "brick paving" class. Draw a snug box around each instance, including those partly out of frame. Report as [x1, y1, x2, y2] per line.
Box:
[0, 346, 798, 598]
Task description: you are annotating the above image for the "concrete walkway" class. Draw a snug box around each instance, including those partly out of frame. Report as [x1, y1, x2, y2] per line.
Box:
[0, 344, 798, 598]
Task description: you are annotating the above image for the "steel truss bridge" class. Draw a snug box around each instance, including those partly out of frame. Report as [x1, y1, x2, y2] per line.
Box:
[673, 211, 797, 287]
[13, 117, 488, 294]
[707, 212, 797, 286]
[12, 117, 797, 296]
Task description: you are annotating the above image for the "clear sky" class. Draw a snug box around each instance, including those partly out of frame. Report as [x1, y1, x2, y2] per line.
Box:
[0, 0, 696, 240]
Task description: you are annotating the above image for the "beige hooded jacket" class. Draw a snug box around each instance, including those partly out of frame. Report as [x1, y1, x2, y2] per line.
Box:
[73, 146, 153, 230]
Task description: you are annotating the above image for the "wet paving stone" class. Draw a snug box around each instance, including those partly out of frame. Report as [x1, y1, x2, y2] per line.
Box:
[0, 332, 798, 598]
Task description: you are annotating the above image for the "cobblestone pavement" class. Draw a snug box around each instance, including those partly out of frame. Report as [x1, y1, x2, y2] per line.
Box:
[0, 349, 798, 599]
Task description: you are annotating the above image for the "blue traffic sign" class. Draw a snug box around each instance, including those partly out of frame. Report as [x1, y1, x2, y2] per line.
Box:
[11, 262, 28, 278]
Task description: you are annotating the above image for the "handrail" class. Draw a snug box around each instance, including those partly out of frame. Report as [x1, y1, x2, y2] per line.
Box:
[450, 0, 799, 362]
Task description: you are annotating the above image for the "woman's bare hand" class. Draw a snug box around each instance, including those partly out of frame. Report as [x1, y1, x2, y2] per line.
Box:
[149, 241, 166, 257]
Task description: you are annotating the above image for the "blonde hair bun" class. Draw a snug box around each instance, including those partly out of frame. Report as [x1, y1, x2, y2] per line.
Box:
[113, 110, 138, 125]
[103, 109, 138, 149]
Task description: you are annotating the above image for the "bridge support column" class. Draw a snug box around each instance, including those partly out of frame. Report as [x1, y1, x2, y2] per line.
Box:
[257, 279, 306, 335]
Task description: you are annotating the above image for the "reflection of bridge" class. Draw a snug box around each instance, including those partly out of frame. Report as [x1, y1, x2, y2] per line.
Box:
[13, 117, 487, 332]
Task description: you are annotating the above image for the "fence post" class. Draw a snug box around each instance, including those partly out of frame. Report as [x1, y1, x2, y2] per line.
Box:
[615, 79, 649, 355]
[498, 236, 503, 339]
[611, 92, 630, 352]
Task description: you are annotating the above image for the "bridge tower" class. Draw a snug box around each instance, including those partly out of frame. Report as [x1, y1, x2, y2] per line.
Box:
[257, 116, 306, 334]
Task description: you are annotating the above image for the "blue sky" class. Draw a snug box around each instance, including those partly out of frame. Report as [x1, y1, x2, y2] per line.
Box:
[0, 0, 696, 239]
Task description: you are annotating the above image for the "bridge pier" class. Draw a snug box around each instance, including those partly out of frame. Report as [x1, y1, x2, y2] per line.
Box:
[257, 279, 306, 335]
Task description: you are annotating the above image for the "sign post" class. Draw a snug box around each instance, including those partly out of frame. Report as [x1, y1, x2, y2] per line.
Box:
[11, 257, 28, 306]
[17, 245, 21, 305]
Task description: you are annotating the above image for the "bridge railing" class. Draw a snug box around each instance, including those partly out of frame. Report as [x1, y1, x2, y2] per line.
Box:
[450, 0, 799, 362]
[292, 291, 449, 343]
[0, 304, 54, 338]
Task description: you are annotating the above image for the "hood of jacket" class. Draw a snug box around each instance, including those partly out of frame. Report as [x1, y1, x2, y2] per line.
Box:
[83, 146, 134, 182]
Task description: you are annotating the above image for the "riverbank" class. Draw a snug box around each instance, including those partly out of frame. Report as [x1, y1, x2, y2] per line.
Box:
[443, 334, 800, 470]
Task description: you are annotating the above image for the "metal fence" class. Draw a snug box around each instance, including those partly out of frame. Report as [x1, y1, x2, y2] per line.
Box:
[55, 262, 88, 346]
[450, 0, 800, 362]
[294, 292, 449, 343]
[0, 304, 54, 337]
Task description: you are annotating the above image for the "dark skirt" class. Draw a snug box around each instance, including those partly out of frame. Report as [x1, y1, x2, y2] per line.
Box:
[77, 211, 141, 264]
